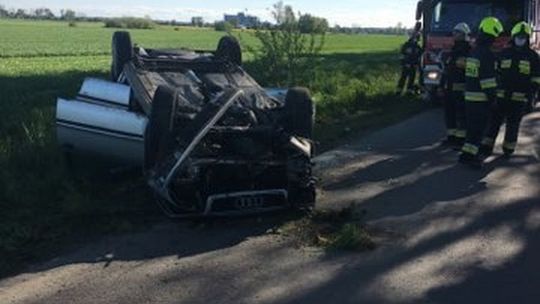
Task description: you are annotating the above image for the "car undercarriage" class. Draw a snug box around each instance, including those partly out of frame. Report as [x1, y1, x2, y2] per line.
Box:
[56, 32, 316, 217]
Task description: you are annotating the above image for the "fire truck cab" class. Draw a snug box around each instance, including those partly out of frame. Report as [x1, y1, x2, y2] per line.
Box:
[416, 0, 540, 102]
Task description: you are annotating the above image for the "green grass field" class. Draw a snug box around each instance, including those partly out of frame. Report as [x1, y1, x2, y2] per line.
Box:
[0, 19, 423, 277]
[0, 19, 403, 57]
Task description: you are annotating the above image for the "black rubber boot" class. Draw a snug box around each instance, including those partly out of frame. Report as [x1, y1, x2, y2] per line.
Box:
[453, 137, 466, 151]
[441, 136, 458, 147]
[503, 148, 514, 159]
[479, 145, 494, 159]
[459, 152, 483, 169]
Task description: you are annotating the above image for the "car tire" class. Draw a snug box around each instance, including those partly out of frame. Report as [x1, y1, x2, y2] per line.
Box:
[111, 31, 133, 82]
[290, 185, 316, 210]
[144, 86, 177, 171]
[215, 36, 242, 66]
[284, 87, 315, 139]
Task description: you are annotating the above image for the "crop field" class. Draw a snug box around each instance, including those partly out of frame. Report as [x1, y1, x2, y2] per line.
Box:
[0, 20, 403, 57]
[0, 19, 423, 277]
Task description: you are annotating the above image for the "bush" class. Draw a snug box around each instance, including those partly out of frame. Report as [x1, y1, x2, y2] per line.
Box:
[215, 21, 233, 33]
[104, 17, 156, 29]
[104, 19, 123, 28]
[68, 21, 77, 27]
[242, 2, 326, 86]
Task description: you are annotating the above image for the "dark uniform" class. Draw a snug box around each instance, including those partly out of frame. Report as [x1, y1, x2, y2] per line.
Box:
[444, 40, 471, 142]
[461, 42, 498, 161]
[482, 40, 540, 155]
[397, 37, 423, 95]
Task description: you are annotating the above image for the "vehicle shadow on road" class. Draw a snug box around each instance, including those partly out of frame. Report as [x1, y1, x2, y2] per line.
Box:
[25, 212, 297, 274]
[278, 112, 540, 303]
[279, 187, 540, 304]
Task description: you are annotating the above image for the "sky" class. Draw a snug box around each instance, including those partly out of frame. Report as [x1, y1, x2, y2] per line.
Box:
[0, 0, 417, 27]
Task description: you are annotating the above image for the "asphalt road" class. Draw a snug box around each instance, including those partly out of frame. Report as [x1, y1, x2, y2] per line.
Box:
[1, 109, 539, 304]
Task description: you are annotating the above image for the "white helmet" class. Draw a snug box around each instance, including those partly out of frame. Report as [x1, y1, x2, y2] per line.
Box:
[453, 22, 471, 36]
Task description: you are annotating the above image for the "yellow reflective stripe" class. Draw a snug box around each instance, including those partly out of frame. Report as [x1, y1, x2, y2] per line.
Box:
[533, 77, 540, 85]
[466, 58, 480, 78]
[462, 143, 479, 155]
[453, 83, 466, 91]
[482, 137, 495, 146]
[465, 91, 488, 102]
[497, 90, 505, 98]
[503, 142, 516, 150]
[511, 92, 528, 102]
[501, 59, 512, 69]
[512, 93, 529, 102]
[519, 60, 531, 75]
[480, 78, 497, 89]
[455, 130, 467, 139]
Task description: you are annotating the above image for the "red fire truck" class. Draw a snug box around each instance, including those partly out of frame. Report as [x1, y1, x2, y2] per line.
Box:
[415, 0, 540, 104]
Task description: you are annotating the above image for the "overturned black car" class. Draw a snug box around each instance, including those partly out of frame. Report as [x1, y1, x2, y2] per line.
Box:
[56, 32, 316, 217]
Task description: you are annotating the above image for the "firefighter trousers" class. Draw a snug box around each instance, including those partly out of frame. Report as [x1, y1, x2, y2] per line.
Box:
[445, 90, 466, 139]
[455, 92, 467, 139]
[397, 66, 417, 93]
[483, 99, 525, 154]
[462, 101, 491, 157]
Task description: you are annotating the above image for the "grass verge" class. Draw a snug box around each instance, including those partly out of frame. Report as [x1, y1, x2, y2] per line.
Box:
[0, 31, 422, 277]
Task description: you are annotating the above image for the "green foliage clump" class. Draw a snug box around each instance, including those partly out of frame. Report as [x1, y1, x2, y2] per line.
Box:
[298, 14, 329, 34]
[214, 21, 233, 33]
[243, 1, 326, 86]
[104, 17, 156, 30]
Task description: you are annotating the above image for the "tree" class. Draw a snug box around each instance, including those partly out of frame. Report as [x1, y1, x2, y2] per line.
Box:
[191, 17, 204, 27]
[33, 8, 55, 20]
[272, 1, 296, 26]
[298, 14, 329, 34]
[214, 21, 233, 33]
[0, 5, 8, 18]
[14, 9, 27, 19]
[243, 1, 326, 86]
[61, 9, 76, 21]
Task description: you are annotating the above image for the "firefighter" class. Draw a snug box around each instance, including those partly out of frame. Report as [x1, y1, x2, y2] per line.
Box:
[459, 17, 503, 168]
[396, 32, 422, 95]
[443, 22, 472, 146]
[480, 22, 540, 157]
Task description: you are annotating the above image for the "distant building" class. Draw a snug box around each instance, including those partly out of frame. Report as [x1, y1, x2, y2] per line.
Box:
[224, 12, 260, 28]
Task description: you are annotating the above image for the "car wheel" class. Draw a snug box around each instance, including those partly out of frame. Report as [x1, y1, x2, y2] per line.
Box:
[290, 185, 316, 210]
[144, 86, 177, 172]
[284, 87, 315, 139]
[215, 36, 242, 66]
[111, 31, 133, 82]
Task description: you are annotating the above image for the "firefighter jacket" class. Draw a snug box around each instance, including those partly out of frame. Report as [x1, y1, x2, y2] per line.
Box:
[400, 39, 422, 67]
[497, 46, 540, 102]
[465, 44, 498, 103]
[445, 40, 471, 92]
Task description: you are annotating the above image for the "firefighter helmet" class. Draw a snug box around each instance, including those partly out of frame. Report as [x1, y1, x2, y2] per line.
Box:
[453, 23, 471, 36]
[511, 21, 532, 37]
[479, 17, 504, 38]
